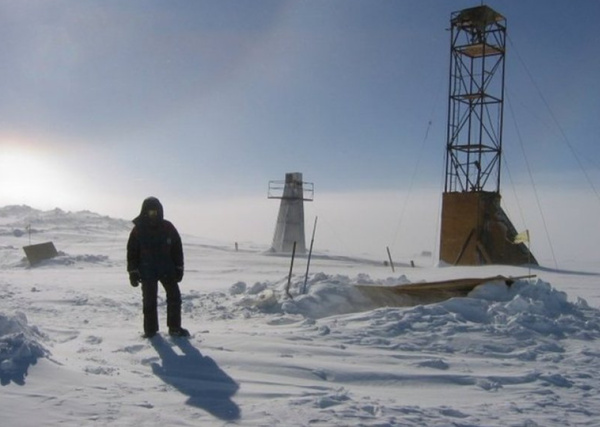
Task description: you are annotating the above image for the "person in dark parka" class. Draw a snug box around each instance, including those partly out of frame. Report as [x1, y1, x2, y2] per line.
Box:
[127, 197, 189, 338]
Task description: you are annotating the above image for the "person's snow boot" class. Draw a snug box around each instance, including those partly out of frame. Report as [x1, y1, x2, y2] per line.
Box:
[168, 327, 190, 337]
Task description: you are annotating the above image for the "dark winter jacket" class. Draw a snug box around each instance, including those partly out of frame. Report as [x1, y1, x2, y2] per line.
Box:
[127, 197, 184, 283]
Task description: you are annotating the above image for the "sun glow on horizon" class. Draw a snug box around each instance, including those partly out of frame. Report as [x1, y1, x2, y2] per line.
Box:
[0, 141, 80, 210]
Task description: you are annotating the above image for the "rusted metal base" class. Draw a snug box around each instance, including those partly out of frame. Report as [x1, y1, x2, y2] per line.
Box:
[439, 192, 537, 266]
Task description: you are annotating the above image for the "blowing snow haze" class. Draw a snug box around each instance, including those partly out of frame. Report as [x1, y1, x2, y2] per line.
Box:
[0, 1, 599, 264]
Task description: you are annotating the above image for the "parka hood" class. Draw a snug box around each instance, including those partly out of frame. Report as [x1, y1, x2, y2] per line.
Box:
[133, 196, 164, 225]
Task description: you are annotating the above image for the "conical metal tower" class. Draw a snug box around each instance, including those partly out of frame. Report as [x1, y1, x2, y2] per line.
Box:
[268, 172, 314, 253]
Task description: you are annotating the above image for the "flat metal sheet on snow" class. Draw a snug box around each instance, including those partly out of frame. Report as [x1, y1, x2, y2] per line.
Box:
[356, 275, 535, 306]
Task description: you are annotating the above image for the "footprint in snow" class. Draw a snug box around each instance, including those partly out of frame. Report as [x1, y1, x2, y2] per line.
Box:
[85, 336, 103, 345]
[116, 344, 146, 354]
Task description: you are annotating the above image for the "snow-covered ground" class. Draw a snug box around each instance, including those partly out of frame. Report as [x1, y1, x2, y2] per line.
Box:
[1, 205, 599, 426]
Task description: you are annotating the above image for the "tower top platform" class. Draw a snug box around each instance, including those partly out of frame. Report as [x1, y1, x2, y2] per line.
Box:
[451, 5, 505, 31]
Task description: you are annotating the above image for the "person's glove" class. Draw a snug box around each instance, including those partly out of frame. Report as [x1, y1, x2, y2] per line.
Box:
[129, 271, 141, 287]
[175, 266, 184, 283]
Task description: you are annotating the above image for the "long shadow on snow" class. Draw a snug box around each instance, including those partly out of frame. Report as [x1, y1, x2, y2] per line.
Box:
[150, 336, 240, 421]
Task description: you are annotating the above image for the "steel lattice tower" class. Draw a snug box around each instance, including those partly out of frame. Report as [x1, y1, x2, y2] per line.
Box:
[439, 5, 536, 266]
[444, 6, 506, 193]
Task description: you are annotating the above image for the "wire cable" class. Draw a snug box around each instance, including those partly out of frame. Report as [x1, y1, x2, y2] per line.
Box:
[508, 35, 600, 205]
[507, 96, 559, 268]
[390, 72, 446, 254]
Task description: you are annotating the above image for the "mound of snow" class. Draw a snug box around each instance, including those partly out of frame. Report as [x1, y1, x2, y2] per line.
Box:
[0, 311, 49, 385]
[290, 278, 600, 362]
[30, 252, 111, 267]
[0, 205, 131, 235]
[227, 274, 600, 357]
[0, 206, 127, 269]
[228, 273, 411, 319]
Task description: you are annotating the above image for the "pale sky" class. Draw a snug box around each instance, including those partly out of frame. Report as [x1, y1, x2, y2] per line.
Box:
[1, 1, 599, 264]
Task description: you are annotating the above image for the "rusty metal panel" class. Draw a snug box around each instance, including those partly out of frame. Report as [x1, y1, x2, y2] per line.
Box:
[23, 242, 58, 266]
[440, 192, 536, 266]
[440, 192, 483, 265]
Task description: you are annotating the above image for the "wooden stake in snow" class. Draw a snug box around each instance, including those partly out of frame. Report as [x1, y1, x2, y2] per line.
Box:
[386, 246, 395, 273]
[302, 217, 318, 295]
[285, 241, 297, 300]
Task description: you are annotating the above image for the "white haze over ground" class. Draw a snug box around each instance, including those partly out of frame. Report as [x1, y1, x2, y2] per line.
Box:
[1, 205, 600, 426]
[165, 183, 600, 269]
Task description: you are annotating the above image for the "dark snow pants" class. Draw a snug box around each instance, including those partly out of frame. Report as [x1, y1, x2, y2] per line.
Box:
[141, 280, 182, 335]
